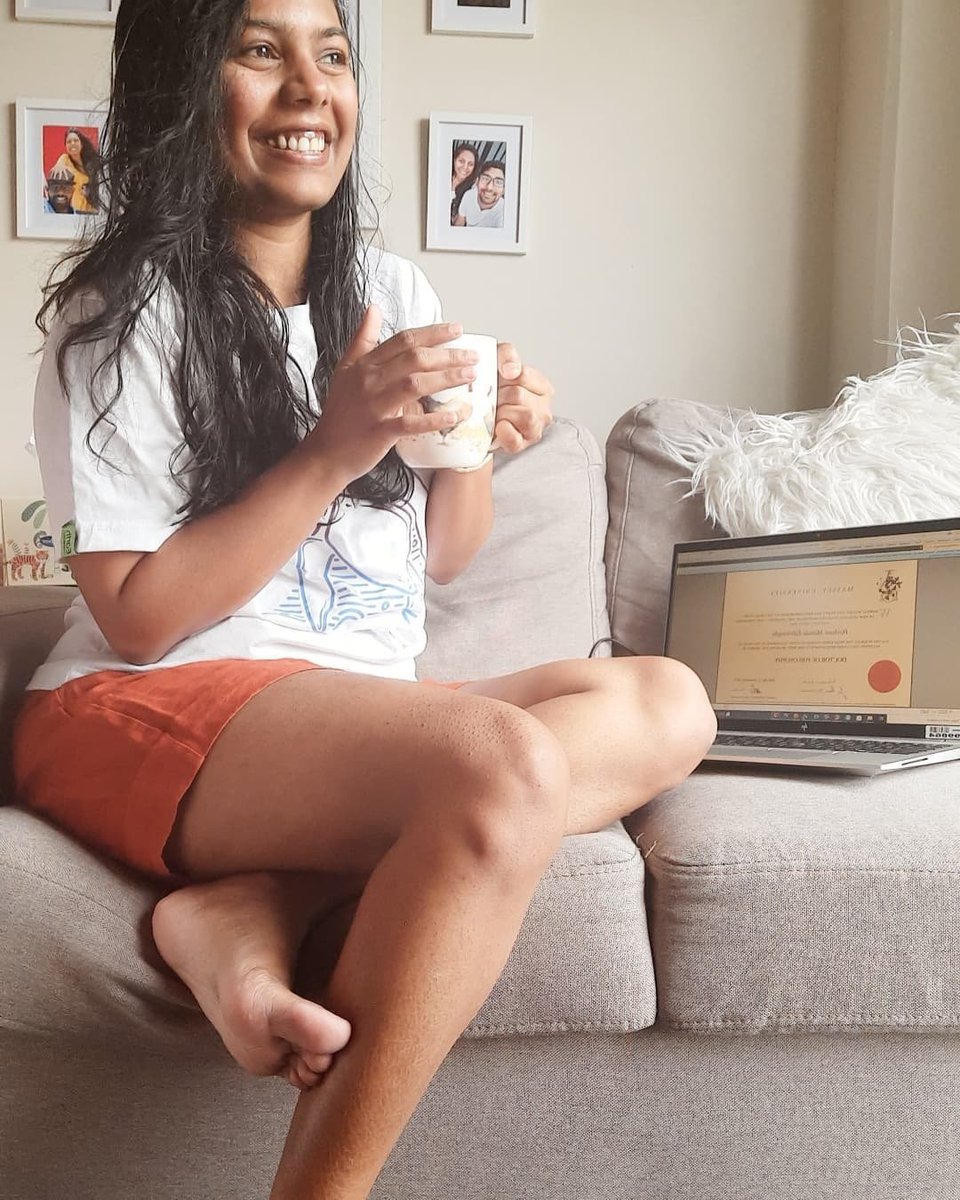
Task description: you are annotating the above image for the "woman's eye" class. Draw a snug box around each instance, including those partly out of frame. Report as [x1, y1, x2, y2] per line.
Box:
[244, 42, 276, 60]
[318, 48, 348, 66]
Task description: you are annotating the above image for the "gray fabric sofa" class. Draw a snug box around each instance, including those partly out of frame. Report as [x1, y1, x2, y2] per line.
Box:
[3, 399, 959, 1200]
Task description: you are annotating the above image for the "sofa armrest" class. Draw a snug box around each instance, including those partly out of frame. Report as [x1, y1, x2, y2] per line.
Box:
[605, 400, 723, 657]
[0, 586, 75, 800]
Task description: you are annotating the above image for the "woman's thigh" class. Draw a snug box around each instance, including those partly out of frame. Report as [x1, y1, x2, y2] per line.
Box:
[164, 669, 560, 881]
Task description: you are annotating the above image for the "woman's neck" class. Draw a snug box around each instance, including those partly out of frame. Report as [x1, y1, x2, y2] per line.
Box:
[235, 217, 311, 308]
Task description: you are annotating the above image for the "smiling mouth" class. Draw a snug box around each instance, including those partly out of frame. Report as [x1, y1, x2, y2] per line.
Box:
[264, 131, 328, 155]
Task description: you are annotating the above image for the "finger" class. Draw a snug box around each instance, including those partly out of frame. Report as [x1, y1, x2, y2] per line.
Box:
[494, 405, 549, 451]
[504, 363, 553, 403]
[372, 362, 479, 413]
[368, 321, 464, 366]
[495, 383, 554, 413]
[494, 417, 526, 453]
[386, 407, 464, 439]
[498, 341, 522, 381]
[339, 305, 383, 369]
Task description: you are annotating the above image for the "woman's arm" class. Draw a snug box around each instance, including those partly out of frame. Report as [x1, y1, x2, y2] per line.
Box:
[425, 460, 494, 585]
[424, 345, 555, 585]
[67, 310, 475, 664]
[69, 438, 353, 665]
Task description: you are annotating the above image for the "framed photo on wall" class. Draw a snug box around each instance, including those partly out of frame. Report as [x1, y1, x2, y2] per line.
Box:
[426, 112, 531, 255]
[16, 99, 107, 240]
[431, 0, 535, 37]
[15, 0, 117, 24]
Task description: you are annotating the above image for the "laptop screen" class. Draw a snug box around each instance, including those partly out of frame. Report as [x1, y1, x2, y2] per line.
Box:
[665, 517, 960, 738]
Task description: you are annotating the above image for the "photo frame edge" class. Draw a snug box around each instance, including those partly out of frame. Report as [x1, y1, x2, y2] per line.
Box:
[425, 110, 532, 255]
[430, 0, 535, 38]
[14, 0, 116, 25]
[15, 96, 108, 241]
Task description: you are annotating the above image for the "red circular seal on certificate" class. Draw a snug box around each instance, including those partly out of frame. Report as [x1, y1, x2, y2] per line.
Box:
[868, 660, 902, 693]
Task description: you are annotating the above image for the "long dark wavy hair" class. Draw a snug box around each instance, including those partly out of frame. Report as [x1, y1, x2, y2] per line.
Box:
[64, 128, 103, 210]
[38, 0, 412, 524]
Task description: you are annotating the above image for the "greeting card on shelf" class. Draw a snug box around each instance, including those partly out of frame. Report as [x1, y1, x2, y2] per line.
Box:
[1, 497, 74, 586]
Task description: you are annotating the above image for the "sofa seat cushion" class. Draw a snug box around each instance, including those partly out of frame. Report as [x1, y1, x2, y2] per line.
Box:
[0, 808, 656, 1048]
[626, 763, 960, 1033]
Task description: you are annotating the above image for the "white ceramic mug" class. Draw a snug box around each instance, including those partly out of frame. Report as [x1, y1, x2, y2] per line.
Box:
[395, 333, 498, 470]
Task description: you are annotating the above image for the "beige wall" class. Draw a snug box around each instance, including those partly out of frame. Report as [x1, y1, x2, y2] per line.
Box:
[830, 0, 960, 387]
[0, 1, 955, 496]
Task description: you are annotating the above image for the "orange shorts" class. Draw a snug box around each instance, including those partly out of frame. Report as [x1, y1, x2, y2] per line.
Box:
[12, 659, 464, 883]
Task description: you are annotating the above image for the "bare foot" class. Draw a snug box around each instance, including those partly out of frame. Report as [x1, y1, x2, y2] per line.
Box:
[151, 876, 352, 1090]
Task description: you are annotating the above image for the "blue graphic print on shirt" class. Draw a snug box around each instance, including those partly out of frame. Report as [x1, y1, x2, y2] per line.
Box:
[267, 498, 426, 634]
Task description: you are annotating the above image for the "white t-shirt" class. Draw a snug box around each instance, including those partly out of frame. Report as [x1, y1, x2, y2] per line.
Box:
[458, 186, 505, 228]
[29, 249, 443, 691]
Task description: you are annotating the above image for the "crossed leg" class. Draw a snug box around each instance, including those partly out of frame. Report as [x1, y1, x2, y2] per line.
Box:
[152, 655, 714, 1198]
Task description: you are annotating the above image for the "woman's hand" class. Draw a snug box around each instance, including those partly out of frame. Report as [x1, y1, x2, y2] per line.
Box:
[493, 343, 554, 453]
[304, 306, 477, 486]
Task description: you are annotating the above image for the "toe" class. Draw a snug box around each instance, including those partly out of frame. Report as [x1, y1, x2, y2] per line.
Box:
[282, 1060, 308, 1091]
[300, 1052, 333, 1074]
[293, 1058, 321, 1089]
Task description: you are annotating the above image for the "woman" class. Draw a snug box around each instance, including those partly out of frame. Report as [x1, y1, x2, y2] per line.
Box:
[52, 127, 102, 213]
[449, 141, 478, 223]
[15, 0, 716, 1196]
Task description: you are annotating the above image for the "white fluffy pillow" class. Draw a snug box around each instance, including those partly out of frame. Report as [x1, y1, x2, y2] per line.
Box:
[659, 324, 960, 537]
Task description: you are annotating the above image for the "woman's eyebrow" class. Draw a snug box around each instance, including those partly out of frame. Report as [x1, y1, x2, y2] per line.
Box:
[243, 18, 349, 39]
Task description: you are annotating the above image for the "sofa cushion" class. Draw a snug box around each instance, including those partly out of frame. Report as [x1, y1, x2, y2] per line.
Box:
[0, 586, 76, 802]
[605, 400, 721, 657]
[420, 416, 611, 682]
[0, 807, 656, 1045]
[626, 763, 960, 1032]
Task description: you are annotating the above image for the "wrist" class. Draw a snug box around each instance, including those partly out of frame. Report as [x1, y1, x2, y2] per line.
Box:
[293, 435, 355, 496]
[451, 451, 494, 474]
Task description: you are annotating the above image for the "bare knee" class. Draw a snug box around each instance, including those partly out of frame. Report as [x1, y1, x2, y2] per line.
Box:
[620, 656, 717, 785]
[421, 702, 570, 877]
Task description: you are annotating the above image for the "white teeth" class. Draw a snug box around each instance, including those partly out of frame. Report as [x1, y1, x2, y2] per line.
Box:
[267, 132, 328, 154]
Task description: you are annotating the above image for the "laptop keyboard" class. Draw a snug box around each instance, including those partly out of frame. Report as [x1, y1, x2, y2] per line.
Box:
[715, 733, 951, 756]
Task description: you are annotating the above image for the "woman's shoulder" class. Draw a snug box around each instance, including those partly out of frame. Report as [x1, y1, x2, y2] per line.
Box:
[362, 247, 443, 335]
[47, 272, 183, 348]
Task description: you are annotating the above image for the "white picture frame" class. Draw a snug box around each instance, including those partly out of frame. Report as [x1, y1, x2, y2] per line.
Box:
[343, 0, 382, 227]
[426, 111, 531, 255]
[431, 0, 535, 38]
[15, 0, 117, 25]
[16, 98, 107, 241]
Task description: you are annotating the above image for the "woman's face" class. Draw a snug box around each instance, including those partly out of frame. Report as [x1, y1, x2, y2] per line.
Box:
[65, 132, 83, 164]
[221, 0, 358, 223]
[453, 148, 475, 183]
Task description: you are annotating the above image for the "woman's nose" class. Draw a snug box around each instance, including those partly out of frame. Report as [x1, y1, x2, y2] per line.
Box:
[280, 52, 332, 107]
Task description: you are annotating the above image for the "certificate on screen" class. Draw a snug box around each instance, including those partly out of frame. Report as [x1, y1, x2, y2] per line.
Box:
[715, 560, 918, 708]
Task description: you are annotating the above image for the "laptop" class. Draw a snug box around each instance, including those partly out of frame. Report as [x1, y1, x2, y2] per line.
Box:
[664, 517, 960, 774]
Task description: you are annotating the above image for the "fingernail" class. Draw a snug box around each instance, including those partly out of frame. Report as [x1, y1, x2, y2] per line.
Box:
[501, 361, 522, 379]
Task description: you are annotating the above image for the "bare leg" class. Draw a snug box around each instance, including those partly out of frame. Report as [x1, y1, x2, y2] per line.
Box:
[152, 670, 570, 1199]
[460, 654, 717, 830]
[153, 657, 713, 1193]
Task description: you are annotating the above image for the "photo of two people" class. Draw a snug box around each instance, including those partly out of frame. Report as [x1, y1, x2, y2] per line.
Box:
[41, 124, 102, 216]
[449, 140, 507, 229]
